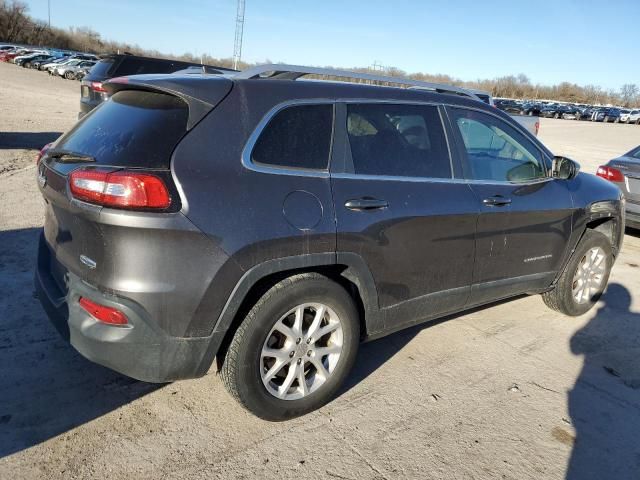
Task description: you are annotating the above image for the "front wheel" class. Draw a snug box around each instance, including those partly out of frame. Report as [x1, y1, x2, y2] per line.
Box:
[542, 230, 612, 316]
[220, 273, 360, 421]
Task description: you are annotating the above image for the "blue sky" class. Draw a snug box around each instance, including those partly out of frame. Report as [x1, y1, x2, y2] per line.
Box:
[23, 0, 640, 89]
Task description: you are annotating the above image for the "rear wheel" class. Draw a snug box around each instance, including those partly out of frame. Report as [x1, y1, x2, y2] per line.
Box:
[604, 115, 609, 123]
[542, 230, 612, 316]
[64, 71, 74, 80]
[220, 273, 360, 421]
[554, 113, 560, 119]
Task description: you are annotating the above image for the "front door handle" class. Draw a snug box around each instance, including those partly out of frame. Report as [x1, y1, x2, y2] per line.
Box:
[345, 198, 389, 211]
[483, 195, 512, 207]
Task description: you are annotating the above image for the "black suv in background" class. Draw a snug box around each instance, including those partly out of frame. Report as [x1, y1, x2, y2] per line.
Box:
[36, 65, 624, 420]
[79, 53, 236, 118]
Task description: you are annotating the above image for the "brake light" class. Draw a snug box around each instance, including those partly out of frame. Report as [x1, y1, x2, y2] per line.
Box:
[69, 169, 171, 209]
[90, 81, 106, 92]
[596, 165, 624, 182]
[535, 121, 540, 135]
[36, 143, 52, 163]
[79, 297, 128, 325]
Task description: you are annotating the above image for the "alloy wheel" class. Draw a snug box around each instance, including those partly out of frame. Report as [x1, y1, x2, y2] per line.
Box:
[260, 303, 344, 400]
[572, 247, 607, 304]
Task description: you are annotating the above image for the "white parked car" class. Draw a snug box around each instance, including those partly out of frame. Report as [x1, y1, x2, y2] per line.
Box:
[619, 109, 632, 123]
[626, 109, 640, 125]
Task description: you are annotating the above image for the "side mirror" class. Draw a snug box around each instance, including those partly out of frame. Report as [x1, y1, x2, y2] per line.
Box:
[551, 156, 580, 180]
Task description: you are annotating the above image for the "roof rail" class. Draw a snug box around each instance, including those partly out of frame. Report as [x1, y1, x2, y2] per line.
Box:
[235, 64, 478, 99]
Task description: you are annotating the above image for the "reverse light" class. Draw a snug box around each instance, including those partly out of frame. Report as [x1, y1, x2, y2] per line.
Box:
[69, 169, 171, 209]
[596, 165, 624, 183]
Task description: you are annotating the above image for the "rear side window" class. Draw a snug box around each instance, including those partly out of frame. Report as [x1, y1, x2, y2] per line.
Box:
[54, 90, 187, 168]
[251, 104, 333, 170]
[346, 103, 451, 178]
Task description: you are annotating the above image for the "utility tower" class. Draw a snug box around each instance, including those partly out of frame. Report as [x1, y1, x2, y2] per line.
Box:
[233, 0, 246, 70]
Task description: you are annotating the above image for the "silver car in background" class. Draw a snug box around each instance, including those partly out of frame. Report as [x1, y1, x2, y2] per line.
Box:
[598, 145, 640, 229]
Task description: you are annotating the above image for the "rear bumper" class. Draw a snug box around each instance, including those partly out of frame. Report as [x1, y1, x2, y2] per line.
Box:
[35, 231, 223, 382]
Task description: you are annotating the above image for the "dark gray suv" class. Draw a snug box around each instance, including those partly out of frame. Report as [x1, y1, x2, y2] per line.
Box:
[36, 65, 624, 420]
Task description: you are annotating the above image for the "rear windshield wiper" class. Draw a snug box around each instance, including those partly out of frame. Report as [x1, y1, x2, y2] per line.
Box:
[47, 149, 96, 163]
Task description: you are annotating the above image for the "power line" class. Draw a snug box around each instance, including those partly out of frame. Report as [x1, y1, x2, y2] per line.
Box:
[233, 0, 246, 70]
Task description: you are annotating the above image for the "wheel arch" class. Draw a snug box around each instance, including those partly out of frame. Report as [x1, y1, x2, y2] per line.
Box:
[208, 253, 381, 372]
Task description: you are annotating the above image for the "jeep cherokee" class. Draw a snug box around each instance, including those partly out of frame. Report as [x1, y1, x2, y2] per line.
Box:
[35, 65, 624, 420]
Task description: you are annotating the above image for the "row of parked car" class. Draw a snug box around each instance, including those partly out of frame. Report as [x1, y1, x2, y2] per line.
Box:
[495, 98, 640, 124]
[0, 44, 97, 80]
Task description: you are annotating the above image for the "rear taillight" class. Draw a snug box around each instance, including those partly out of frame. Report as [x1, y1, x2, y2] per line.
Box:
[596, 165, 625, 182]
[36, 143, 52, 163]
[90, 81, 106, 92]
[69, 169, 171, 209]
[535, 121, 540, 135]
[79, 297, 128, 325]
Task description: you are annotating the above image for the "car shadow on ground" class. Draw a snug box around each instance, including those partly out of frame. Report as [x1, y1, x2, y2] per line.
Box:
[565, 281, 640, 479]
[0, 227, 161, 458]
[0, 132, 62, 150]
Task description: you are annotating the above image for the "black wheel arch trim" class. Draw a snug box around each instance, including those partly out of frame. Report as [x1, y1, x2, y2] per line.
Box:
[194, 252, 381, 377]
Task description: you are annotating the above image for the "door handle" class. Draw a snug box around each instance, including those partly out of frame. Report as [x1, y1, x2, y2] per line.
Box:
[482, 196, 512, 207]
[345, 198, 389, 211]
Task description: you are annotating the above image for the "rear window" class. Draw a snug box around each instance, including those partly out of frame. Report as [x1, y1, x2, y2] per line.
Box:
[54, 90, 188, 168]
[251, 104, 333, 170]
[86, 59, 115, 79]
[115, 57, 190, 77]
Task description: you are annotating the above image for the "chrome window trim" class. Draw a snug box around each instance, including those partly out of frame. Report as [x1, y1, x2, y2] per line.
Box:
[241, 98, 554, 185]
[241, 99, 336, 178]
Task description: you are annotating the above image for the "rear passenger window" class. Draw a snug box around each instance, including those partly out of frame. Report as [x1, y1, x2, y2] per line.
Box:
[346, 104, 451, 178]
[251, 104, 333, 170]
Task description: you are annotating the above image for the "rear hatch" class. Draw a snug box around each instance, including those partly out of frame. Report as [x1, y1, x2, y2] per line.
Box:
[40, 76, 233, 289]
[611, 155, 640, 203]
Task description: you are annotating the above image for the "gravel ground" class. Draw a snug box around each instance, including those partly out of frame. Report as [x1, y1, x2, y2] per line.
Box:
[1, 62, 640, 480]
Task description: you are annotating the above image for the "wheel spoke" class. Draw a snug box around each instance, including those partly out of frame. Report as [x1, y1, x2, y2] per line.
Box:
[310, 357, 330, 380]
[274, 322, 296, 342]
[315, 345, 342, 357]
[306, 305, 326, 340]
[297, 363, 308, 396]
[278, 363, 298, 397]
[315, 321, 339, 340]
[264, 358, 289, 382]
[292, 306, 304, 338]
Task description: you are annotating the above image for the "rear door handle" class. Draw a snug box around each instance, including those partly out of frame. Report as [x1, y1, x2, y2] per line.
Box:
[482, 196, 512, 207]
[345, 198, 389, 211]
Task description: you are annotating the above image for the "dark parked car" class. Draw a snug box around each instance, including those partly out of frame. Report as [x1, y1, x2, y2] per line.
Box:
[593, 108, 622, 123]
[494, 99, 523, 114]
[36, 65, 623, 420]
[539, 104, 576, 119]
[597, 145, 640, 229]
[521, 102, 543, 116]
[79, 54, 236, 118]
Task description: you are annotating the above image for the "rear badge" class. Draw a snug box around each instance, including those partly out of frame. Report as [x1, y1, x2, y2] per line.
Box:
[80, 255, 97, 269]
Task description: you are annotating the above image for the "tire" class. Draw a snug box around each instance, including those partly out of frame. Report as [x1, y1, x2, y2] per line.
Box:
[64, 71, 74, 80]
[542, 230, 613, 316]
[636, 119, 640, 125]
[604, 116, 609, 123]
[554, 113, 560, 119]
[24, 62, 31, 69]
[220, 273, 360, 421]
[614, 117, 620, 123]
[528, 111, 533, 116]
